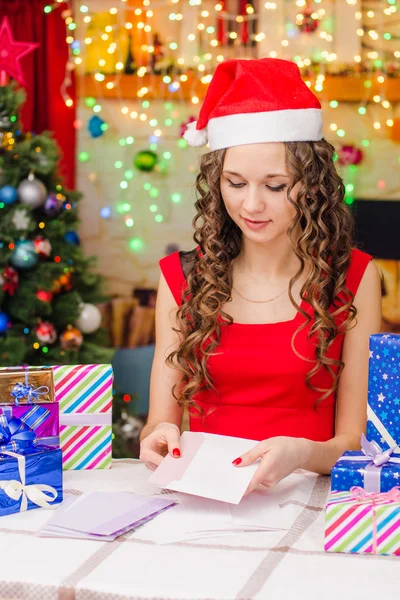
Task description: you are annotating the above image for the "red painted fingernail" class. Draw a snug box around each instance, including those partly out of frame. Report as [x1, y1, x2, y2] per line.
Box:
[232, 457, 242, 466]
[172, 448, 181, 457]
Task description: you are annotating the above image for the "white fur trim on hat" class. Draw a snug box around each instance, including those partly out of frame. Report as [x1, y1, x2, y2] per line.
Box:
[206, 109, 323, 151]
[183, 120, 208, 147]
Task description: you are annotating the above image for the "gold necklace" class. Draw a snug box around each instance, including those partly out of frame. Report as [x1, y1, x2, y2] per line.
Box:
[232, 283, 289, 304]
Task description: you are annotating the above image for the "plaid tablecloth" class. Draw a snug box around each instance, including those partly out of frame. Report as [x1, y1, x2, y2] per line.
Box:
[0, 459, 398, 600]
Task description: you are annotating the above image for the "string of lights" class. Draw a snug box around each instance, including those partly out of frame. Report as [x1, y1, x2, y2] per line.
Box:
[43, 0, 400, 249]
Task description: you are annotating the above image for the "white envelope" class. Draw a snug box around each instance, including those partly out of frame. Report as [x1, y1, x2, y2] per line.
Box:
[148, 431, 260, 504]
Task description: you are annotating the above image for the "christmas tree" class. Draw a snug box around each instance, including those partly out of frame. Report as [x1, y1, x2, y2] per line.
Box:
[0, 80, 112, 367]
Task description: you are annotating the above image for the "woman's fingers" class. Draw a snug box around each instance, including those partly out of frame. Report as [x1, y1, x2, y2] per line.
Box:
[146, 461, 160, 472]
[139, 447, 164, 467]
[163, 425, 181, 458]
[232, 441, 269, 467]
[140, 423, 182, 471]
[243, 464, 269, 496]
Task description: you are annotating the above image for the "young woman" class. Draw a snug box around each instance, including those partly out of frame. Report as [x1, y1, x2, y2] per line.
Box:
[139, 58, 381, 495]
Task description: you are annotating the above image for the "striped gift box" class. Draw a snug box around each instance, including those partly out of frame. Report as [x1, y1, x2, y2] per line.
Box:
[325, 488, 400, 555]
[53, 364, 113, 471]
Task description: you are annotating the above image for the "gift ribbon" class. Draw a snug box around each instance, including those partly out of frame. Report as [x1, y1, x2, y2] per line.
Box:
[367, 404, 397, 449]
[59, 412, 111, 426]
[11, 371, 50, 406]
[0, 450, 58, 512]
[338, 433, 400, 493]
[0, 405, 51, 452]
[350, 485, 400, 554]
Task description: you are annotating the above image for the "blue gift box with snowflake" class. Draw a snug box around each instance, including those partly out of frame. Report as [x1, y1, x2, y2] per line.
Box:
[367, 333, 400, 452]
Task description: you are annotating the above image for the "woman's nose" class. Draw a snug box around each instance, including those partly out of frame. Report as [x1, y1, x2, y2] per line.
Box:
[241, 186, 266, 215]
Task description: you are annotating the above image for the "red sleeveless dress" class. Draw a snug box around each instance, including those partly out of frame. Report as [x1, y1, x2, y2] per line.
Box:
[159, 248, 372, 442]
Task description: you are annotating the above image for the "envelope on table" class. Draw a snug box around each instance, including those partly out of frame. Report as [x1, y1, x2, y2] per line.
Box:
[40, 492, 175, 541]
[149, 431, 260, 504]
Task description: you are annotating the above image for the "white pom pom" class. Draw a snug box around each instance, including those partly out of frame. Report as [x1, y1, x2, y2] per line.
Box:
[183, 120, 208, 147]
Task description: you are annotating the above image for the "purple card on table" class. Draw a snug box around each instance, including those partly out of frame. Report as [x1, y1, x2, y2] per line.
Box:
[40, 492, 175, 540]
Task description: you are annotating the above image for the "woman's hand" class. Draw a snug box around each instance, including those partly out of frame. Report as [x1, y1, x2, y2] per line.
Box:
[139, 422, 181, 471]
[232, 436, 313, 496]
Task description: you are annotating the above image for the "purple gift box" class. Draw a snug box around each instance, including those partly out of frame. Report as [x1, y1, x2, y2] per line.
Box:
[0, 367, 59, 448]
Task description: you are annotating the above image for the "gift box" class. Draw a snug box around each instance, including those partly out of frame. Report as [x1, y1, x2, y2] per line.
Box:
[367, 333, 400, 451]
[0, 367, 59, 447]
[0, 366, 54, 404]
[325, 486, 400, 555]
[331, 434, 400, 493]
[0, 445, 62, 517]
[53, 364, 113, 470]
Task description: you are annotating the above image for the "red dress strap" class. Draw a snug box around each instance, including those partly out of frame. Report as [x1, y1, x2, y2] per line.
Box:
[159, 251, 187, 306]
[346, 248, 372, 297]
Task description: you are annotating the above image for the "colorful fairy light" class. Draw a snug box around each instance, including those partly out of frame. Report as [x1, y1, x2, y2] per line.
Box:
[129, 238, 144, 252]
[43, 1, 400, 252]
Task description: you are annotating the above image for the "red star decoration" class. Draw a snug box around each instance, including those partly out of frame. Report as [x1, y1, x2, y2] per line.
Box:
[0, 17, 39, 87]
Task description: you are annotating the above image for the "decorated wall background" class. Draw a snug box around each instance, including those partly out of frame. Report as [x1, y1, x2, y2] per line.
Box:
[77, 100, 400, 296]
[69, 0, 400, 295]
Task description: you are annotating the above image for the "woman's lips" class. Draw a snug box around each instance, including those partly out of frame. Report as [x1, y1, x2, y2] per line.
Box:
[242, 218, 272, 230]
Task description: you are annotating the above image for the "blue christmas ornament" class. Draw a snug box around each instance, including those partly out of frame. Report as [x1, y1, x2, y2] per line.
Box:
[9, 240, 38, 270]
[0, 312, 10, 334]
[64, 231, 80, 245]
[88, 115, 106, 139]
[0, 185, 18, 206]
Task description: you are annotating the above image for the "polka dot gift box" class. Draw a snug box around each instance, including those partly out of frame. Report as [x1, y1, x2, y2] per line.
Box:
[367, 334, 400, 452]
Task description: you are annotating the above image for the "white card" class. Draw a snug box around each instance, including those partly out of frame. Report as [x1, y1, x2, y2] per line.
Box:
[149, 431, 260, 504]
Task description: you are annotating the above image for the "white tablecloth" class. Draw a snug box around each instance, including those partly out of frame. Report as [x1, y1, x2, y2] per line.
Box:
[0, 459, 399, 600]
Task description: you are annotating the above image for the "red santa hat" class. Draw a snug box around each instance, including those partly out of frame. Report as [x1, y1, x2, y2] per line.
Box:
[183, 58, 323, 151]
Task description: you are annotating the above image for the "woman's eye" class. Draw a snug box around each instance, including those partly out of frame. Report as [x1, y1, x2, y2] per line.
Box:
[268, 185, 286, 192]
[227, 180, 286, 192]
[227, 181, 245, 188]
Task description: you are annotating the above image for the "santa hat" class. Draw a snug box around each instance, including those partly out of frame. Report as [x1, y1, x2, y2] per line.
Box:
[183, 58, 322, 151]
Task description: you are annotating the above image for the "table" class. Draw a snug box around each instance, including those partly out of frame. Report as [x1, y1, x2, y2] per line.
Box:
[0, 459, 398, 600]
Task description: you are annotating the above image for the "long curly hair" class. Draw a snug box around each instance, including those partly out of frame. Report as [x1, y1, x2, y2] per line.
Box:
[166, 139, 356, 412]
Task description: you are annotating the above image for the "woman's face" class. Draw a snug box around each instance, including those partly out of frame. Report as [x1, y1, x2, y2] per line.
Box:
[220, 142, 301, 244]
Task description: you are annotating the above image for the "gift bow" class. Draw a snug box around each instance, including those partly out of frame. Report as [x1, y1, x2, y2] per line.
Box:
[11, 371, 49, 406]
[339, 433, 400, 493]
[0, 450, 58, 512]
[361, 434, 398, 467]
[350, 485, 400, 504]
[0, 404, 50, 452]
[350, 485, 400, 554]
[0, 414, 36, 452]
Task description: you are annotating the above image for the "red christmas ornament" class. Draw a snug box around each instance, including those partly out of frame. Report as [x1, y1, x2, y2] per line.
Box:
[36, 321, 57, 345]
[338, 145, 364, 167]
[1, 266, 18, 295]
[0, 17, 39, 87]
[296, 6, 319, 34]
[33, 235, 52, 258]
[36, 290, 54, 303]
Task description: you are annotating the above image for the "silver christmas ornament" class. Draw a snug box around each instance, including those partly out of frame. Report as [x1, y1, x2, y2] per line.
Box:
[18, 173, 47, 209]
[0, 106, 10, 132]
